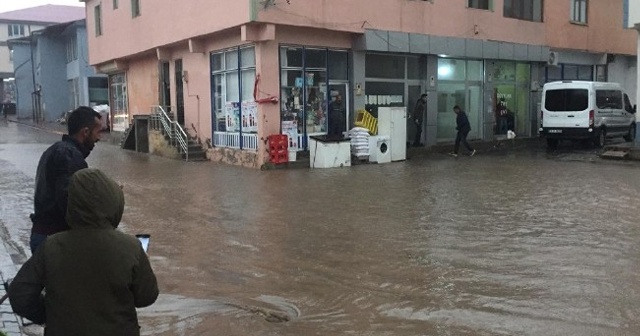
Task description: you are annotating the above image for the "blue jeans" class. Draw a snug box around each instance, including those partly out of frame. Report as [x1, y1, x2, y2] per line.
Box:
[30, 233, 47, 254]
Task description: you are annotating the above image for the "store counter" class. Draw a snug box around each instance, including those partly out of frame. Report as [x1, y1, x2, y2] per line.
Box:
[309, 135, 351, 169]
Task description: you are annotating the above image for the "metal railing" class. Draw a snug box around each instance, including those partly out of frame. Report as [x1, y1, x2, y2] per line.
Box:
[150, 106, 190, 161]
[213, 132, 258, 151]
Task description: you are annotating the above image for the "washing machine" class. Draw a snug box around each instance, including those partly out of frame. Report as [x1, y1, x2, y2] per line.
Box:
[369, 135, 391, 164]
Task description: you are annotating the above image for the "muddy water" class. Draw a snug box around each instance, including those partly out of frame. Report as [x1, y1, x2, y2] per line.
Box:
[3, 121, 640, 335]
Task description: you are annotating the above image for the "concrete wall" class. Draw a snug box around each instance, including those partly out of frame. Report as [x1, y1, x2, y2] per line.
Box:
[609, 55, 638, 103]
[545, 0, 636, 56]
[38, 35, 68, 121]
[126, 55, 159, 115]
[83, 0, 251, 65]
[0, 23, 47, 76]
[257, 0, 546, 47]
[12, 43, 33, 119]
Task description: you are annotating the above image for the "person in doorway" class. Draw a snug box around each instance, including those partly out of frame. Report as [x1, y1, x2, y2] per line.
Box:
[450, 105, 476, 157]
[412, 94, 427, 147]
[9, 168, 159, 336]
[29, 106, 102, 253]
[328, 94, 346, 137]
[496, 98, 510, 135]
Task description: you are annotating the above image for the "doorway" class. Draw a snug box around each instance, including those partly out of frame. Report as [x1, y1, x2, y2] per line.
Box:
[159, 62, 171, 110]
[328, 83, 349, 133]
[408, 85, 423, 145]
[174, 59, 185, 125]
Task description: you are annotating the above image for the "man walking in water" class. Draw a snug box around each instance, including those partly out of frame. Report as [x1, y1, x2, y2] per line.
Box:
[450, 105, 476, 157]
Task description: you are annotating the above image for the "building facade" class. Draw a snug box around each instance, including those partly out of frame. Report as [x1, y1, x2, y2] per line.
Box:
[81, 0, 637, 168]
[0, 5, 85, 104]
[9, 20, 108, 122]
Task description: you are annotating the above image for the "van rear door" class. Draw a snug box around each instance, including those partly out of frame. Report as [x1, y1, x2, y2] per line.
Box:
[543, 87, 590, 128]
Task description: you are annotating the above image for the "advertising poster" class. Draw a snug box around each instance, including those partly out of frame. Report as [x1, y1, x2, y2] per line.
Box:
[282, 120, 299, 149]
[241, 101, 258, 133]
[225, 102, 240, 132]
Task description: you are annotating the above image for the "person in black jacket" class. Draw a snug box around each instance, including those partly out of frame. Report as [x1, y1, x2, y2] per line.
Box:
[450, 105, 476, 157]
[29, 106, 102, 253]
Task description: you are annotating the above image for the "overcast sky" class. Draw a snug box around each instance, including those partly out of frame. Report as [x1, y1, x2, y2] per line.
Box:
[0, 0, 84, 13]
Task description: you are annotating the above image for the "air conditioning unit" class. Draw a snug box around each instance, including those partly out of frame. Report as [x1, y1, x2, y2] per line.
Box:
[548, 51, 559, 66]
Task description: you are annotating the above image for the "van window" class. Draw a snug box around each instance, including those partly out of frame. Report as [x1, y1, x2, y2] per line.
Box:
[545, 89, 588, 112]
[596, 90, 622, 109]
[624, 93, 633, 113]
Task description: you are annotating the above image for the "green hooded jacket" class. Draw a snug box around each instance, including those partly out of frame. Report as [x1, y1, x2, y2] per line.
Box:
[9, 168, 159, 336]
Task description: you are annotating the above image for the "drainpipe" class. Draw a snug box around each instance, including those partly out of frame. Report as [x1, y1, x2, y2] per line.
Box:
[249, 0, 258, 22]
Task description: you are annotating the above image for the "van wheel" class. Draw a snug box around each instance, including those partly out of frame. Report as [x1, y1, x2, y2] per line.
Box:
[624, 124, 636, 142]
[546, 139, 558, 149]
[595, 129, 606, 148]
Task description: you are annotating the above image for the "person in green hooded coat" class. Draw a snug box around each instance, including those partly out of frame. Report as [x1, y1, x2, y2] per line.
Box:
[9, 168, 159, 336]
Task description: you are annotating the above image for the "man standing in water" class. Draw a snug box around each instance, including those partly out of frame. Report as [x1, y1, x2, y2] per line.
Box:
[412, 94, 427, 147]
[29, 106, 102, 253]
[450, 105, 476, 157]
[328, 94, 346, 137]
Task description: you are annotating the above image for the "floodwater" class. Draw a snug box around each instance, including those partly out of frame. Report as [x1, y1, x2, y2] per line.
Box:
[2, 120, 640, 335]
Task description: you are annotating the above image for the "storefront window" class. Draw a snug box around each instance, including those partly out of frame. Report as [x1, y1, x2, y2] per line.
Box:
[280, 46, 345, 150]
[305, 48, 326, 68]
[328, 50, 348, 80]
[437, 59, 483, 141]
[365, 54, 405, 79]
[494, 62, 530, 137]
[211, 45, 257, 147]
[407, 56, 423, 80]
[281, 47, 302, 67]
[438, 59, 466, 81]
[365, 81, 404, 117]
[109, 73, 128, 132]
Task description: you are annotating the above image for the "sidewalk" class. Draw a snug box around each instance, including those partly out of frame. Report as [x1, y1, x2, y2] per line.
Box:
[6, 116, 119, 145]
[0, 242, 22, 336]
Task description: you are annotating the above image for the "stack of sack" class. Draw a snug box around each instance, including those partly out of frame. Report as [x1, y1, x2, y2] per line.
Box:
[348, 127, 370, 158]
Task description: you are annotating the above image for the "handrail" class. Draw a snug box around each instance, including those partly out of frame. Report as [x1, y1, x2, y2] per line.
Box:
[150, 105, 190, 161]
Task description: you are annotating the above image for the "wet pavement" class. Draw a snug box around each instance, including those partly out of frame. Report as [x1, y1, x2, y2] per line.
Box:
[2, 119, 640, 335]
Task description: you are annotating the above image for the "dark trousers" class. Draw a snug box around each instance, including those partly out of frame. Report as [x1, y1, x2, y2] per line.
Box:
[413, 122, 423, 145]
[454, 130, 473, 154]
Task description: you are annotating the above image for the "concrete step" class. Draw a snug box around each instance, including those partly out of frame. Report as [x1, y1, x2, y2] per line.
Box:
[600, 150, 629, 159]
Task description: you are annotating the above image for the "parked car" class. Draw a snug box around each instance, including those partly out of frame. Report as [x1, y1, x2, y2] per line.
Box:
[540, 81, 636, 149]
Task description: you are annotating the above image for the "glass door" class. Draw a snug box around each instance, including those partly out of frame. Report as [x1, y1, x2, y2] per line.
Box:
[328, 83, 349, 135]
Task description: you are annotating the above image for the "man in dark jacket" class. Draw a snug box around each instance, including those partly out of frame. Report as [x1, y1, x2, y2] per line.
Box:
[10, 168, 159, 336]
[450, 105, 476, 157]
[328, 94, 346, 137]
[412, 94, 427, 147]
[30, 106, 102, 253]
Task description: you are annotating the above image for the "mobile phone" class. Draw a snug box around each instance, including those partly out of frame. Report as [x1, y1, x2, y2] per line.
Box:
[135, 234, 150, 253]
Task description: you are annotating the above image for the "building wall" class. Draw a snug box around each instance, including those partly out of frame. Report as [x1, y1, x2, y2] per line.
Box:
[609, 55, 638, 103]
[38, 35, 68, 121]
[256, 0, 546, 46]
[125, 55, 159, 115]
[0, 23, 46, 76]
[83, 0, 251, 65]
[545, 0, 636, 56]
[12, 43, 33, 119]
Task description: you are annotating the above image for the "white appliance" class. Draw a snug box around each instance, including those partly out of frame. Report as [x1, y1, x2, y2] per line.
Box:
[378, 107, 407, 161]
[309, 137, 351, 168]
[369, 135, 391, 164]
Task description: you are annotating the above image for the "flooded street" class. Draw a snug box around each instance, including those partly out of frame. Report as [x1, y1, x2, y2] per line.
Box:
[2, 120, 640, 335]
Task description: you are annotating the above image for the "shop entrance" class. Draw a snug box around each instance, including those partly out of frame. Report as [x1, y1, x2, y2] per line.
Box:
[328, 83, 349, 134]
[407, 85, 423, 145]
[493, 62, 531, 137]
[436, 59, 484, 142]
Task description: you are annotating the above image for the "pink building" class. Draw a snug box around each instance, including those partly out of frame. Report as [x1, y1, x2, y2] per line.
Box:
[80, 0, 636, 168]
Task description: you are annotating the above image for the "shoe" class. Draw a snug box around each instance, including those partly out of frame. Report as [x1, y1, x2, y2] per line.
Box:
[470, 150, 476, 157]
[448, 152, 458, 157]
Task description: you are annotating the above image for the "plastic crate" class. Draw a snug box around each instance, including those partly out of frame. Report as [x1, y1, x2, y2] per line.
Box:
[354, 109, 378, 135]
[268, 134, 289, 164]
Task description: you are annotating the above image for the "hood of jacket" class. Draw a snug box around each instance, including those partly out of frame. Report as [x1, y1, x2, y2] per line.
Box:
[66, 168, 124, 230]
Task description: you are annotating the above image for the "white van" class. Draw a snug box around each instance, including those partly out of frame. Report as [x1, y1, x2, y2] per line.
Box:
[540, 81, 636, 148]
